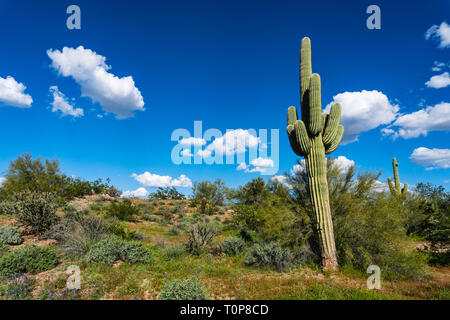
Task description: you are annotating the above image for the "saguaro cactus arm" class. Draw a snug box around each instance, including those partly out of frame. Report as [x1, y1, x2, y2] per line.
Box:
[388, 157, 408, 197]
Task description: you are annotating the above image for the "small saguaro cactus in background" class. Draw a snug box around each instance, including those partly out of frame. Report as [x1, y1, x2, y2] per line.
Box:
[286, 37, 344, 271]
[387, 157, 408, 197]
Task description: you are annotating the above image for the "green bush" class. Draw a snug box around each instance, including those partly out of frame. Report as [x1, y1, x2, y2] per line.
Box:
[105, 200, 139, 221]
[221, 236, 245, 255]
[149, 187, 186, 200]
[0, 242, 9, 256]
[168, 226, 181, 236]
[0, 245, 59, 275]
[142, 214, 160, 223]
[186, 221, 220, 255]
[0, 226, 23, 245]
[51, 214, 107, 258]
[14, 192, 59, 237]
[0, 201, 15, 215]
[105, 219, 142, 241]
[159, 277, 208, 300]
[244, 242, 295, 272]
[163, 244, 185, 260]
[190, 179, 227, 215]
[86, 236, 151, 265]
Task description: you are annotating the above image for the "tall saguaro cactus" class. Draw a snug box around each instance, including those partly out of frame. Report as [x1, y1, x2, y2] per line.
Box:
[388, 157, 408, 197]
[287, 37, 343, 271]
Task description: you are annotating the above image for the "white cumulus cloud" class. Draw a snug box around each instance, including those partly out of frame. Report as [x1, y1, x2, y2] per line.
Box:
[49, 86, 84, 117]
[121, 187, 149, 198]
[236, 157, 274, 173]
[410, 147, 450, 170]
[333, 156, 355, 172]
[205, 129, 259, 156]
[384, 102, 450, 139]
[0, 76, 33, 108]
[179, 137, 206, 146]
[271, 175, 288, 184]
[132, 172, 192, 188]
[47, 46, 144, 119]
[325, 90, 399, 144]
[0, 177, 5, 186]
[425, 21, 450, 48]
[425, 72, 450, 88]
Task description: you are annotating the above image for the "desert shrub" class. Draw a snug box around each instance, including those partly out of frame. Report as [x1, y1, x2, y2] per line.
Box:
[104, 219, 142, 241]
[14, 192, 59, 237]
[142, 214, 160, 223]
[229, 177, 269, 206]
[229, 179, 307, 247]
[86, 236, 151, 265]
[51, 214, 107, 258]
[0, 242, 9, 256]
[168, 226, 181, 236]
[190, 179, 227, 215]
[221, 236, 245, 255]
[0, 226, 23, 245]
[159, 277, 208, 300]
[118, 241, 152, 264]
[0, 245, 59, 275]
[149, 187, 186, 200]
[0, 201, 15, 215]
[407, 182, 449, 265]
[163, 244, 185, 260]
[186, 222, 220, 255]
[104, 199, 139, 221]
[244, 242, 295, 272]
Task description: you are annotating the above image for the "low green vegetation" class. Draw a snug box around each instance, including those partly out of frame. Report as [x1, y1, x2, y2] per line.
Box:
[0, 245, 59, 275]
[0, 153, 447, 300]
[159, 277, 208, 300]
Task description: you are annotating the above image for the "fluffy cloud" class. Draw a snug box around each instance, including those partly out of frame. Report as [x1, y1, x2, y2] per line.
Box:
[204, 129, 259, 156]
[384, 102, 450, 139]
[132, 172, 192, 188]
[410, 147, 450, 170]
[49, 86, 84, 117]
[431, 61, 448, 72]
[236, 162, 248, 171]
[425, 21, 450, 48]
[0, 177, 5, 186]
[197, 149, 212, 158]
[425, 72, 450, 88]
[121, 187, 149, 198]
[236, 157, 274, 173]
[47, 46, 144, 119]
[325, 90, 399, 144]
[179, 137, 206, 146]
[271, 175, 288, 184]
[333, 156, 355, 172]
[0, 76, 33, 108]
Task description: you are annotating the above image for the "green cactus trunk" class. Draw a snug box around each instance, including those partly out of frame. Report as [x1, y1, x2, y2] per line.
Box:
[305, 136, 338, 269]
[287, 37, 343, 271]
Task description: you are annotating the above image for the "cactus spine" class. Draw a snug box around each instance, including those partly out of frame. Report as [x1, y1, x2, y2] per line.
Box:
[287, 37, 343, 271]
[388, 157, 408, 197]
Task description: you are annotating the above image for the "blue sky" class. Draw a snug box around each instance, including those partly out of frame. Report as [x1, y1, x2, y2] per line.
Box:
[0, 0, 448, 196]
